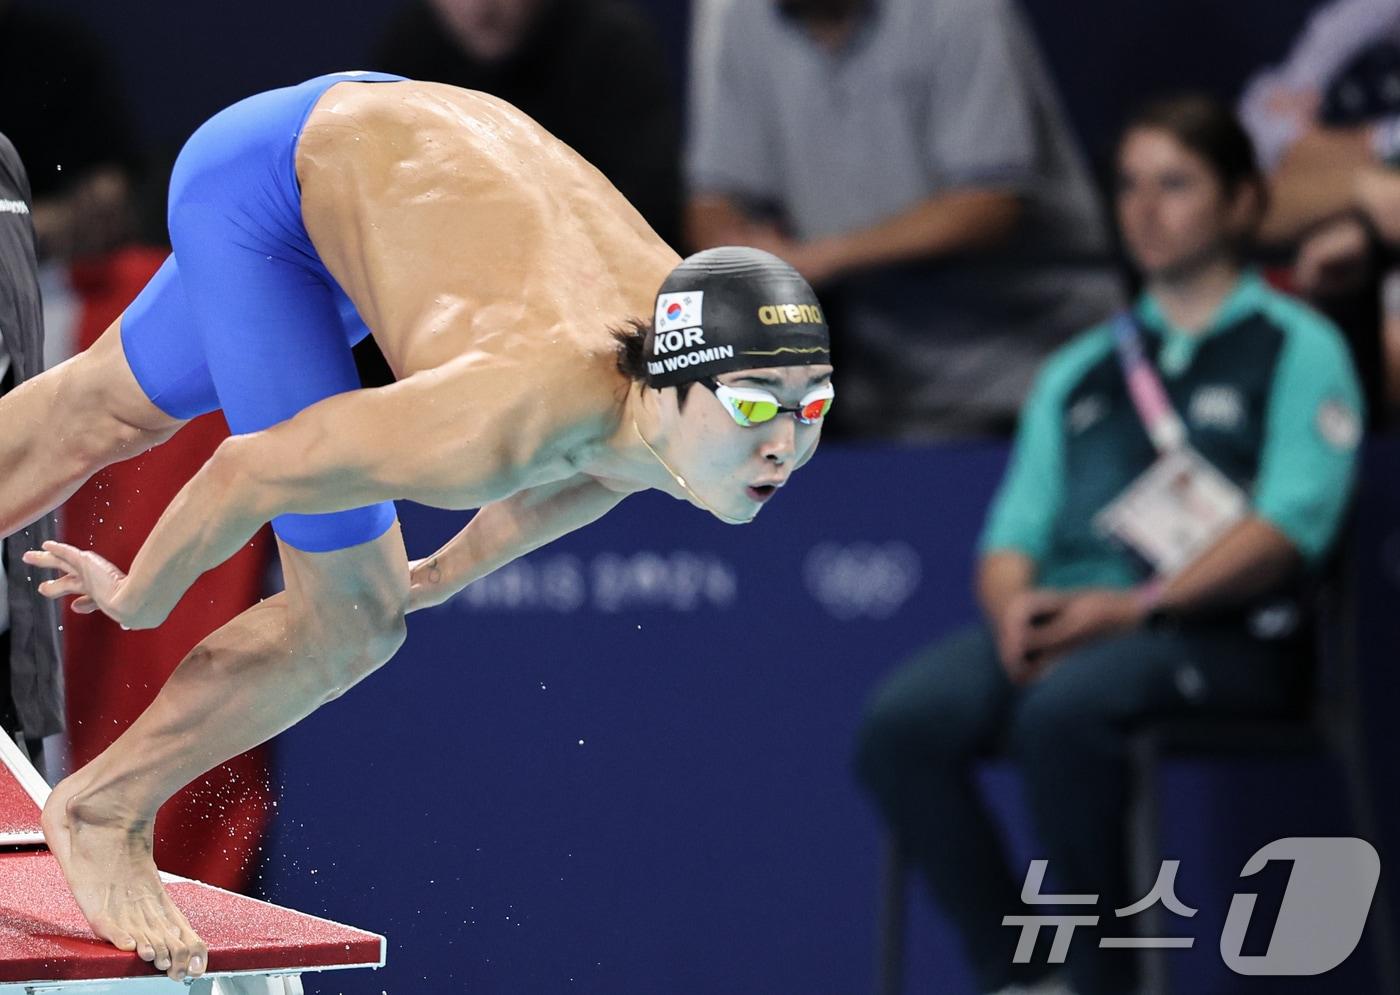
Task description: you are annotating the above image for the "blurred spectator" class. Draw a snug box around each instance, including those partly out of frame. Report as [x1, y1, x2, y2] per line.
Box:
[1241, 0, 1400, 233]
[0, 130, 63, 771]
[854, 96, 1362, 995]
[374, 0, 681, 249]
[686, 0, 1121, 439]
[0, 2, 139, 262]
[1239, 0, 1400, 418]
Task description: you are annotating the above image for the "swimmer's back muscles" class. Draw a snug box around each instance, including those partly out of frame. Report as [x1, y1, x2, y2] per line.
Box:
[296, 81, 674, 377]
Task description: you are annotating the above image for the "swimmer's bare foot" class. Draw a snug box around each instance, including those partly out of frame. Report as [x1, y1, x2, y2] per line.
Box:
[41, 778, 208, 981]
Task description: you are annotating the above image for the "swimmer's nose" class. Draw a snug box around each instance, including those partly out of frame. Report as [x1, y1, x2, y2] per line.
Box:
[759, 418, 796, 464]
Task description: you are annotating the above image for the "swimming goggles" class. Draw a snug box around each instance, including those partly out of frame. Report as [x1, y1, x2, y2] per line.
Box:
[698, 377, 835, 427]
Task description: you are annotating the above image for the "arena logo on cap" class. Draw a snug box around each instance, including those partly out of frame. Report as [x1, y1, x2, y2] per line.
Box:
[758, 303, 824, 326]
[656, 291, 703, 333]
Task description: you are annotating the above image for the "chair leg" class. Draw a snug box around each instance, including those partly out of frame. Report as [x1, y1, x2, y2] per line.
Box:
[1128, 736, 1171, 995]
[877, 833, 907, 995]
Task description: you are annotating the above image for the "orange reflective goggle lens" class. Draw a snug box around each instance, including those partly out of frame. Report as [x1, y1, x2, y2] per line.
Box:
[700, 378, 835, 427]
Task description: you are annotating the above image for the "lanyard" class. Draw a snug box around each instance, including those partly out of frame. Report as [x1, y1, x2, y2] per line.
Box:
[1110, 313, 1187, 455]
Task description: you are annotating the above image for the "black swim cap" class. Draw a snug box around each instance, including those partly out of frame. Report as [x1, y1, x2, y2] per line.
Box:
[645, 247, 831, 389]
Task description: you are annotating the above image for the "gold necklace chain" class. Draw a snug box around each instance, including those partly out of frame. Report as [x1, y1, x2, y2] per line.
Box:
[632, 415, 748, 524]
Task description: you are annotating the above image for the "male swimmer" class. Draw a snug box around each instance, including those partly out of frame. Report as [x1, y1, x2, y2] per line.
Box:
[0, 73, 833, 981]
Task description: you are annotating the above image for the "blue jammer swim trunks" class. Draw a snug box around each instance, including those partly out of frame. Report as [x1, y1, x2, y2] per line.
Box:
[121, 72, 405, 552]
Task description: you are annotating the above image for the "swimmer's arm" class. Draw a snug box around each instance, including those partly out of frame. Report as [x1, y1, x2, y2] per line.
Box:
[98, 425, 325, 628]
[406, 477, 627, 612]
[109, 375, 485, 626]
[82, 435, 274, 629]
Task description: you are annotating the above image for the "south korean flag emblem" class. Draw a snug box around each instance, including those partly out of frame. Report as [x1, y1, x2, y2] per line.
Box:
[655, 291, 703, 333]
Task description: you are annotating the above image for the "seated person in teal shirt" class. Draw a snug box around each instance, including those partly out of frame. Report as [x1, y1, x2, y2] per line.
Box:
[854, 95, 1363, 995]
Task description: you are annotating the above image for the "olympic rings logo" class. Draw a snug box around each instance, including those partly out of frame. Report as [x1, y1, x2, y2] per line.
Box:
[803, 541, 922, 620]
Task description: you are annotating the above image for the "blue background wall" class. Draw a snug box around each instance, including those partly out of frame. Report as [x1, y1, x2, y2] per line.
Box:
[259, 442, 997, 994]
[256, 442, 1400, 995]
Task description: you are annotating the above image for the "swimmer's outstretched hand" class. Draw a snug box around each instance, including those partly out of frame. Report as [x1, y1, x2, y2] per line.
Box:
[23, 541, 159, 629]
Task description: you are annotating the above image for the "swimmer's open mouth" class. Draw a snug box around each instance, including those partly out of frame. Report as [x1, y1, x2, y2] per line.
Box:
[746, 484, 778, 503]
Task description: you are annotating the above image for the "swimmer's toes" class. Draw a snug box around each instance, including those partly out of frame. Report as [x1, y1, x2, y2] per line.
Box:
[152, 903, 200, 979]
[91, 917, 137, 952]
[140, 913, 171, 972]
[165, 936, 192, 978]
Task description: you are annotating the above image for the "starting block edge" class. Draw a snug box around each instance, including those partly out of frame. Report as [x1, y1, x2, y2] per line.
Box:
[0, 729, 50, 808]
[160, 876, 387, 969]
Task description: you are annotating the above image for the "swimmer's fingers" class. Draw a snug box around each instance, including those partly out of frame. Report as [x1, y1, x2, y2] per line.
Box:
[23, 549, 86, 604]
[23, 542, 128, 618]
[36, 573, 89, 600]
[23, 541, 89, 576]
[38, 540, 90, 571]
[27, 566, 101, 614]
[25, 543, 94, 592]
[21, 548, 70, 573]
[37, 540, 123, 583]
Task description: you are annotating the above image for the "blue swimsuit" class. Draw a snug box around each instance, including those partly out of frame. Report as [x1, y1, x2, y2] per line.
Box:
[121, 72, 405, 553]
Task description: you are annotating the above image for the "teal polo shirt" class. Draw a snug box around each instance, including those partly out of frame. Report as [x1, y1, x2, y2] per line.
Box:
[979, 272, 1364, 589]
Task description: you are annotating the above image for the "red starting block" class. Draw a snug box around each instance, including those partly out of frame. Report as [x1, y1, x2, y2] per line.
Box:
[0, 729, 383, 994]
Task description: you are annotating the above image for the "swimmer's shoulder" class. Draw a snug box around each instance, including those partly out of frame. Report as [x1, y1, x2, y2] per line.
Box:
[407, 327, 625, 424]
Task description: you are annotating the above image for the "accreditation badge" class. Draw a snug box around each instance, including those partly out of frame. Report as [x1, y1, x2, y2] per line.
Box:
[1094, 447, 1249, 577]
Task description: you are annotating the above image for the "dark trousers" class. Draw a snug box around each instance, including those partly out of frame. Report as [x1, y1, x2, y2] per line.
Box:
[853, 622, 1304, 995]
[0, 368, 43, 772]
